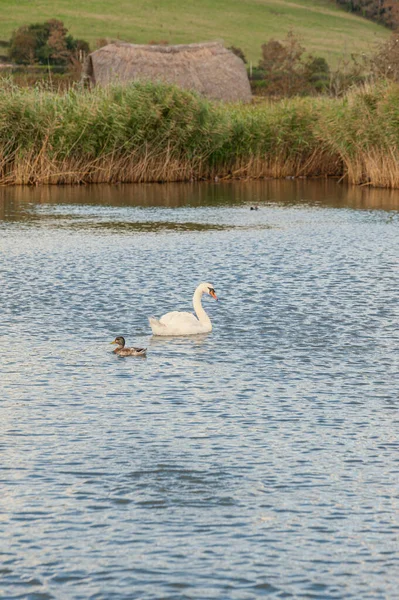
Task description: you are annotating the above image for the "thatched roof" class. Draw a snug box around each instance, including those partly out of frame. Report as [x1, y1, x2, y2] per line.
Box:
[83, 42, 252, 103]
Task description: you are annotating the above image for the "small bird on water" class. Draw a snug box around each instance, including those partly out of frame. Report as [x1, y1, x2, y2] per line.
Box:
[110, 336, 147, 357]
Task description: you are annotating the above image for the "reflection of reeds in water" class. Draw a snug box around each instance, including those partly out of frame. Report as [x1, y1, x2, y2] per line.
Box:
[2, 80, 399, 188]
[1, 179, 399, 224]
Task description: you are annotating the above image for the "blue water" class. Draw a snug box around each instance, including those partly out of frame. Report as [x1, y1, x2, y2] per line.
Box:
[1, 181, 398, 599]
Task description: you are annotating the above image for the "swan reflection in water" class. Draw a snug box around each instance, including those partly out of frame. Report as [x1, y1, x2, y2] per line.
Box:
[149, 332, 211, 348]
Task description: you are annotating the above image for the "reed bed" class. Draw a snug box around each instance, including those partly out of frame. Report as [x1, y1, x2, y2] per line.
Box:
[1, 79, 399, 187]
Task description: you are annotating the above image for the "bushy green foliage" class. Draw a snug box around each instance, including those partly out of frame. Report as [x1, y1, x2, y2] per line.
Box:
[9, 20, 89, 65]
[0, 79, 330, 177]
[305, 57, 330, 92]
[1, 79, 399, 186]
[0, 81, 230, 162]
[255, 32, 333, 97]
[258, 31, 306, 97]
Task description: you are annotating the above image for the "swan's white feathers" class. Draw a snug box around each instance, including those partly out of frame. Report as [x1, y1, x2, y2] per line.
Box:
[159, 311, 199, 327]
[149, 282, 217, 336]
[149, 316, 164, 326]
[148, 317, 165, 332]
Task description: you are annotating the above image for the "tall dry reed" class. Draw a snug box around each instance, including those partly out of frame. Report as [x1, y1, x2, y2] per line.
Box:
[1, 79, 399, 187]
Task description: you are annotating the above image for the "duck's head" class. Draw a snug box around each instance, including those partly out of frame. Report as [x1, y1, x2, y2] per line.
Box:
[110, 336, 125, 347]
[200, 282, 218, 301]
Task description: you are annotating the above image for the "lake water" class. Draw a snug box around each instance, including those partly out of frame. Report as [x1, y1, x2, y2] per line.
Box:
[1, 180, 398, 599]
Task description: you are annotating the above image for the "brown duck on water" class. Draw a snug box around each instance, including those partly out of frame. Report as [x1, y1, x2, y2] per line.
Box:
[110, 336, 147, 357]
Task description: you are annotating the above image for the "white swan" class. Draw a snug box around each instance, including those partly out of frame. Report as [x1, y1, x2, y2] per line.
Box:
[149, 282, 218, 336]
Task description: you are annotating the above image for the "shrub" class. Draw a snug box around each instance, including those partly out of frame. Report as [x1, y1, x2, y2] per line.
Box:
[9, 20, 89, 66]
[304, 57, 330, 92]
[259, 31, 307, 96]
[257, 31, 332, 97]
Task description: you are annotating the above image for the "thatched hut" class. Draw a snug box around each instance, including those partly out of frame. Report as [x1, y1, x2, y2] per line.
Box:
[83, 42, 252, 103]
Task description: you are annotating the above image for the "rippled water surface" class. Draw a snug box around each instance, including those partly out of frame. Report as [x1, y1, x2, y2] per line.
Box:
[1, 180, 399, 599]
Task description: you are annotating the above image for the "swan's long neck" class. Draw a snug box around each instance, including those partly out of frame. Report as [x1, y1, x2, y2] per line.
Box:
[193, 287, 211, 328]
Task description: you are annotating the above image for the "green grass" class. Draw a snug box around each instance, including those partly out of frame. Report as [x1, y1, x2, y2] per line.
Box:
[0, 0, 389, 64]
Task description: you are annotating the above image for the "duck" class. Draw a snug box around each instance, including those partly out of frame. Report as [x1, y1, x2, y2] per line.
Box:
[149, 282, 218, 336]
[110, 336, 147, 356]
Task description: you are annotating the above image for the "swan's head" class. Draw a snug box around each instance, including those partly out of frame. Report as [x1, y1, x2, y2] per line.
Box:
[200, 282, 218, 301]
[111, 336, 125, 347]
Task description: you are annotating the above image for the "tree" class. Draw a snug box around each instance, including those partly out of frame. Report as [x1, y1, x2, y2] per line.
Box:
[8, 20, 90, 66]
[9, 27, 36, 64]
[383, 0, 399, 28]
[335, 0, 398, 29]
[46, 20, 70, 65]
[259, 31, 308, 96]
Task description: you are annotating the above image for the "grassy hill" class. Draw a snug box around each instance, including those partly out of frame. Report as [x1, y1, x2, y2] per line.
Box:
[0, 0, 389, 64]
